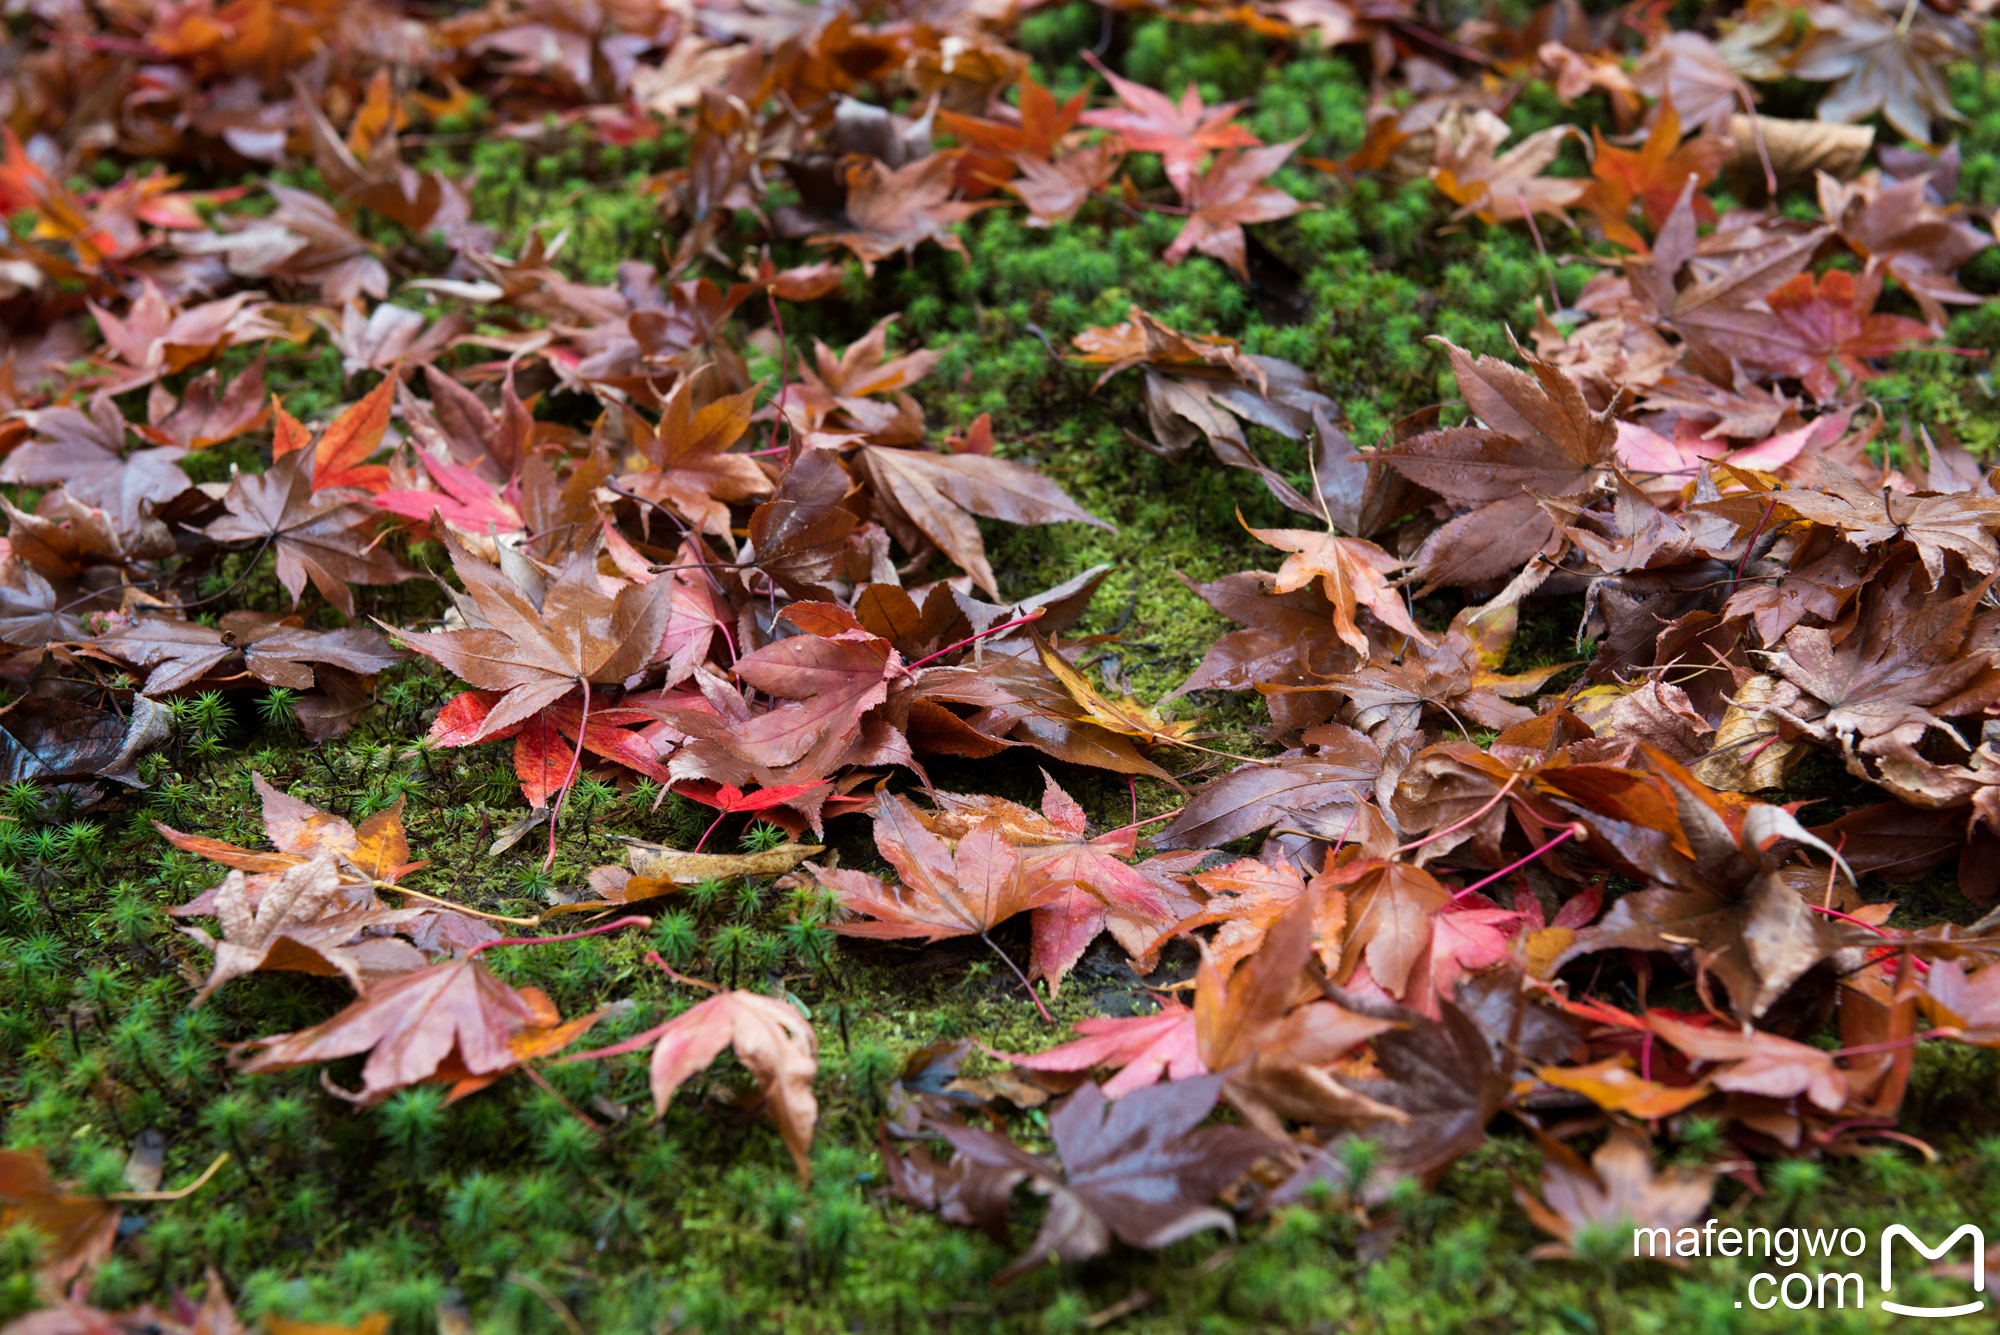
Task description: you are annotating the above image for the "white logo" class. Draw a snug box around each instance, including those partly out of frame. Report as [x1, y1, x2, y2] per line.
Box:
[1880, 1225, 1986, 1319]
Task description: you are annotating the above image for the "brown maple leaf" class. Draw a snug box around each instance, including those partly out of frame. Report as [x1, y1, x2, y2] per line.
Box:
[161, 771, 426, 913]
[1629, 182, 1834, 392]
[1324, 600, 1569, 738]
[233, 952, 602, 1106]
[811, 151, 996, 277]
[1157, 730, 1384, 849]
[0, 1149, 122, 1290]
[1376, 337, 1619, 589]
[938, 68, 1089, 196]
[921, 771, 1183, 989]
[617, 377, 766, 539]
[1768, 462, 2000, 580]
[1631, 31, 1758, 136]
[1790, 0, 1973, 144]
[650, 604, 903, 778]
[1, 397, 192, 541]
[1068, 308, 1338, 518]
[176, 853, 431, 1005]
[136, 355, 270, 450]
[1240, 510, 1428, 655]
[389, 528, 674, 741]
[1329, 857, 1454, 996]
[858, 442, 1113, 600]
[1195, 890, 1407, 1135]
[203, 451, 418, 620]
[1551, 753, 1867, 1020]
[1765, 562, 2000, 786]
[1648, 1012, 1851, 1110]
[1820, 169, 1993, 330]
[181, 185, 389, 304]
[1429, 108, 1587, 227]
[1162, 139, 1308, 281]
[1165, 570, 1362, 735]
[919, 1073, 1277, 1284]
[1515, 1127, 1716, 1264]
[1004, 143, 1123, 228]
[1269, 994, 1511, 1202]
[815, 791, 1070, 944]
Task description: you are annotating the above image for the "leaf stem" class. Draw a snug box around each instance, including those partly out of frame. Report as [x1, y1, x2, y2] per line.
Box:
[372, 881, 543, 926]
[1449, 824, 1580, 901]
[1395, 773, 1522, 857]
[104, 1151, 230, 1202]
[904, 609, 1046, 670]
[982, 929, 1054, 1024]
[543, 677, 590, 871]
[463, 915, 652, 958]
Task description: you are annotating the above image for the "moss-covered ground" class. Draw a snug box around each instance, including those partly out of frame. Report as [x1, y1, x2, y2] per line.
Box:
[10, 11, 2000, 1333]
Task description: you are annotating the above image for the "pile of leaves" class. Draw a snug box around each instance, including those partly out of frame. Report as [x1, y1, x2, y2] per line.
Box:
[3, 0, 2000, 1323]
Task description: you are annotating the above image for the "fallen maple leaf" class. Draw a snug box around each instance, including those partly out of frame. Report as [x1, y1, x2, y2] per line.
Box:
[1751, 264, 1937, 402]
[203, 450, 418, 619]
[1646, 1013, 1849, 1110]
[1162, 139, 1308, 282]
[985, 998, 1205, 1099]
[1003, 143, 1123, 227]
[563, 985, 819, 1179]
[0, 1149, 122, 1289]
[177, 853, 431, 1004]
[1429, 108, 1587, 227]
[1240, 510, 1428, 654]
[1078, 59, 1262, 197]
[939, 69, 1090, 196]
[923, 1073, 1276, 1284]
[233, 951, 604, 1106]
[428, 688, 676, 808]
[857, 442, 1114, 600]
[811, 151, 996, 276]
[1538, 1056, 1712, 1118]
[1515, 1127, 1716, 1264]
[1789, 0, 1973, 144]
[1578, 101, 1727, 252]
[1377, 337, 1618, 589]
[815, 791, 1069, 944]
[391, 529, 674, 742]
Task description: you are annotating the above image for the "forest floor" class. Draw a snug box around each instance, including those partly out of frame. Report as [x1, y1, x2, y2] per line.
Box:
[6, 2, 2000, 1333]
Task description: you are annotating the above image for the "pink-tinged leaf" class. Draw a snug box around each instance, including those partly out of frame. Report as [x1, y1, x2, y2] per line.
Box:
[674, 779, 834, 813]
[984, 1002, 1203, 1099]
[374, 452, 525, 534]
